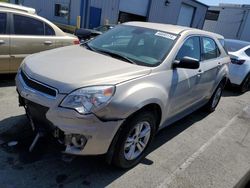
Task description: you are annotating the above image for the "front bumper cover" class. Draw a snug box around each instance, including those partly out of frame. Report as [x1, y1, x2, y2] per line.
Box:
[16, 71, 124, 155]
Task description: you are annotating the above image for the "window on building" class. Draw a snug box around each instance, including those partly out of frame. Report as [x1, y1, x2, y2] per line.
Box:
[54, 4, 69, 19]
[205, 10, 220, 21]
[176, 37, 201, 61]
[14, 15, 44, 35]
[45, 24, 55, 36]
[202, 37, 220, 60]
[0, 13, 7, 34]
[245, 48, 250, 57]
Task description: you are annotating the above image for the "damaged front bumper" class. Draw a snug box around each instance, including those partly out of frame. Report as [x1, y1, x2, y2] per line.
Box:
[16, 71, 124, 156]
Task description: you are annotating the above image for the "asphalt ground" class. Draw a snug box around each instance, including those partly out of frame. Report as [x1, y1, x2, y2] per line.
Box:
[0, 74, 249, 188]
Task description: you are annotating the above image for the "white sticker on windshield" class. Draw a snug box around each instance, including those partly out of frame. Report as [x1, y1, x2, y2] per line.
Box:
[155, 31, 177, 40]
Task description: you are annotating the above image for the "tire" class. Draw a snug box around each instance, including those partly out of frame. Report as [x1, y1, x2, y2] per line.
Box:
[240, 73, 250, 93]
[204, 82, 223, 112]
[112, 111, 157, 169]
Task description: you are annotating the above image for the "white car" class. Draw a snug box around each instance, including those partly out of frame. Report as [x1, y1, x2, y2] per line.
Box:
[225, 39, 250, 92]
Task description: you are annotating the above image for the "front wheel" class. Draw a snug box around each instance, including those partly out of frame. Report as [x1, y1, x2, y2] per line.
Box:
[112, 111, 156, 169]
[204, 83, 223, 112]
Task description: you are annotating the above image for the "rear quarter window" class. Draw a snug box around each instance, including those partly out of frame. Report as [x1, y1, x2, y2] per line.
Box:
[219, 39, 228, 54]
[45, 24, 55, 36]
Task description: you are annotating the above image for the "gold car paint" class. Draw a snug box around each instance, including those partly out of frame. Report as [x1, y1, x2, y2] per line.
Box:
[0, 35, 10, 73]
[10, 35, 56, 72]
[0, 7, 78, 73]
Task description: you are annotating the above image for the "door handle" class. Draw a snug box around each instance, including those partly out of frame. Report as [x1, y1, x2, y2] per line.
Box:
[217, 62, 222, 69]
[44, 41, 53, 45]
[198, 69, 204, 73]
[0, 40, 5, 45]
[197, 69, 203, 77]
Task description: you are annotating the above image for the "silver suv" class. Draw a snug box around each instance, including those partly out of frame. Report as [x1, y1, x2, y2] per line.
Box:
[16, 22, 229, 168]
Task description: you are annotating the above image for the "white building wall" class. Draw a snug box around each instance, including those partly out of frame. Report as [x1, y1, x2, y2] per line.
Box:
[9, 0, 207, 29]
[10, 0, 81, 26]
[90, 0, 120, 25]
[203, 5, 250, 42]
[148, 0, 207, 29]
[240, 11, 250, 41]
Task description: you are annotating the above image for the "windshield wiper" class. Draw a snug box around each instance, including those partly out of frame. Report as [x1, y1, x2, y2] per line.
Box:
[97, 50, 137, 65]
[82, 42, 97, 52]
[82, 44, 137, 65]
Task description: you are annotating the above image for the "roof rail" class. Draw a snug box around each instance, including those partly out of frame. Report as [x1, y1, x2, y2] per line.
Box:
[0, 2, 36, 14]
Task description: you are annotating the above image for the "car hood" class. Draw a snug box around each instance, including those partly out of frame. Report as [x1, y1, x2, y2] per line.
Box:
[22, 45, 151, 94]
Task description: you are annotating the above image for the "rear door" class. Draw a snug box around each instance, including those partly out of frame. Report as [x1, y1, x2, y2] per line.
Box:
[0, 12, 10, 73]
[195, 37, 221, 100]
[9, 13, 56, 72]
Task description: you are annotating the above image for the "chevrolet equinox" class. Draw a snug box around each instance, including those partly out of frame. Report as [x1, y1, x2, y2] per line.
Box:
[16, 22, 229, 168]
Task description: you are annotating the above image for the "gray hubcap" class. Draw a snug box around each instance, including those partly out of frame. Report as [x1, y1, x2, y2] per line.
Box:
[124, 121, 151, 161]
[212, 87, 222, 108]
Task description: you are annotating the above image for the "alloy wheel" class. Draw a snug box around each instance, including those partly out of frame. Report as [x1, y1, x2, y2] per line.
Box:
[124, 121, 151, 161]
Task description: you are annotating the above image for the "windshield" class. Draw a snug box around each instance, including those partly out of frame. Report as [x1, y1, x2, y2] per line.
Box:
[225, 39, 250, 52]
[87, 25, 177, 67]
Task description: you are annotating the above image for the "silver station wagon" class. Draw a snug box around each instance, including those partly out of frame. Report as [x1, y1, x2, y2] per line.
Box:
[16, 22, 229, 168]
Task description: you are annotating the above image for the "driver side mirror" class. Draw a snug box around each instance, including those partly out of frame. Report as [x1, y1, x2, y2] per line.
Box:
[173, 56, 200, 69]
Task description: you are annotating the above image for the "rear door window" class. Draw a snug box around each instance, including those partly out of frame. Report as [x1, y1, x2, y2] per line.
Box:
[0, 13, 7, 34]
[202, 37, 220, 60]
[176, 36, 201, 61]
[13, 14, 44, 35]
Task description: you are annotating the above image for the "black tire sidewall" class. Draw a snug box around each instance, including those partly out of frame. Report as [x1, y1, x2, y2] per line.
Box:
[113, 111, 156, 169]
[206, 83, 223, 112]
[241, 73, 250, 93]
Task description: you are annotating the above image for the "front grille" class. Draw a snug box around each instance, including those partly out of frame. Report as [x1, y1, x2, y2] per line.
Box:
[24, 99, 55, 132]
[21, 70, 57, 97]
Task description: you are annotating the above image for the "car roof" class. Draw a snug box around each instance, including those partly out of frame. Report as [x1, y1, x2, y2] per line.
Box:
[225, 39, 250, 46]
[124, 22, 223, 39]
[0, 2, 36, 14]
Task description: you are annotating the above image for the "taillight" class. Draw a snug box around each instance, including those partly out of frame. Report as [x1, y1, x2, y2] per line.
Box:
[73, 40, 80, 45]
[230, 58, 245, 65]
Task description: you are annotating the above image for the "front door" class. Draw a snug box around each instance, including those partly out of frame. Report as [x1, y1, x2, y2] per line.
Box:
[10, 14, 55, 72]
[0, 12, 10, 73]
[168, 36, 201, 117]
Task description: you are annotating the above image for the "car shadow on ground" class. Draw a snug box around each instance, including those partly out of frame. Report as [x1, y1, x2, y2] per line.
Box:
[0, 107, 212, 187]
[223, 85, 249, 97]
[0, 74, 16, 87]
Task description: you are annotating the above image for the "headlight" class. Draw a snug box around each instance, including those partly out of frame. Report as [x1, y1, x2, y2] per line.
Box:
[60, 86, 115, 114]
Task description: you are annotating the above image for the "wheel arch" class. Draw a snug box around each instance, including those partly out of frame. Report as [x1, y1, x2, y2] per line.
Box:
[105, 102, 162, 164]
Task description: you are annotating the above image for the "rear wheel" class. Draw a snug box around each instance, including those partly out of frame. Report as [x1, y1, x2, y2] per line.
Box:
[204, 83, 223, 112]
[240, 73, 250, 93]
[112, 111, 156, 169]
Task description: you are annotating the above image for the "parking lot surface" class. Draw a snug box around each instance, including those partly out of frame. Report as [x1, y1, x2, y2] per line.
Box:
[0, 75, 250, 188]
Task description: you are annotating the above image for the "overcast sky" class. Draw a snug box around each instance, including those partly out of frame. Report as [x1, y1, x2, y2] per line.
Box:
[199, 0, 250, 6]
